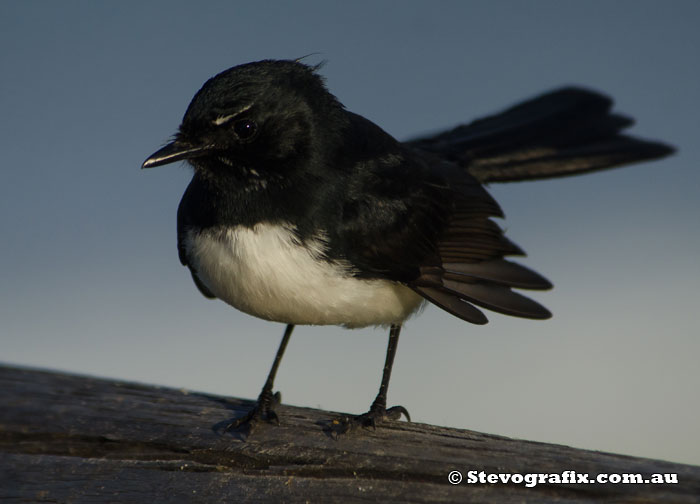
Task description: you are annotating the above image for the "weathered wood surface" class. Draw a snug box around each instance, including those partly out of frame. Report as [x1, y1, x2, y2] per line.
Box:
[1, 365, 698, 503]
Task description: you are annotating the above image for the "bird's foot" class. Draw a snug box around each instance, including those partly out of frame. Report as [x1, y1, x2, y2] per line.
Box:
[225, 388, 281, 432]
[332, 402, 410, 436]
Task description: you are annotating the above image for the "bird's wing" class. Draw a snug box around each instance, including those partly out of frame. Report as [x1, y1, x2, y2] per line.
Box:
[333, 150, 551, 325]
[406, 87, 674, 183]
[177, 179, 217, 300]
[411, 169, 552, 324]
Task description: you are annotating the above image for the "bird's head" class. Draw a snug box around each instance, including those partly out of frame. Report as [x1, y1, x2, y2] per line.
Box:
[142, 59, 345, 186]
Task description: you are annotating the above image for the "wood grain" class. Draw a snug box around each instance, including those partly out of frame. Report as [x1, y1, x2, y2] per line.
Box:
[1, 365, 698, 502]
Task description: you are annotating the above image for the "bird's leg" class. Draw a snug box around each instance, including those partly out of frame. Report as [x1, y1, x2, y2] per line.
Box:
[338, 324, 410, 432]
[226, 323, 294, 431]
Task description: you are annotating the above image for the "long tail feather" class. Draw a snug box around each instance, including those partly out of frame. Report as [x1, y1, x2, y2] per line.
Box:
[407, 87, 675, 183]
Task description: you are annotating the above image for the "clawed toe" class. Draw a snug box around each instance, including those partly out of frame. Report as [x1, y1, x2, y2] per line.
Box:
[225, 390, 281, 432]
[332, 404, 411, 436]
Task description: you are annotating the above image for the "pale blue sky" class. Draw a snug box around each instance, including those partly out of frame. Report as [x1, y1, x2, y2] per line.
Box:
[2, 1, 699, 466]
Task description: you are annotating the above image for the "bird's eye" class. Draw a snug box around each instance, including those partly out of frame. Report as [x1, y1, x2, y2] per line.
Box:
[233, 119, 257, 141]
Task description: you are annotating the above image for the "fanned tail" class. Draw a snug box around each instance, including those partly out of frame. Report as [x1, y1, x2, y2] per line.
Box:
[407, 87, 675, 183]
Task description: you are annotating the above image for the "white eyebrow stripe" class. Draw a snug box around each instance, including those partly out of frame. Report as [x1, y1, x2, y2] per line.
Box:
[213, 113, 236, 126]
[213, 103, 254, 126]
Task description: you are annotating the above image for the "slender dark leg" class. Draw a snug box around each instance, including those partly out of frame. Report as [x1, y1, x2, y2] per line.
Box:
[339, 324, 410, 432]
[226, 324, 294, 431]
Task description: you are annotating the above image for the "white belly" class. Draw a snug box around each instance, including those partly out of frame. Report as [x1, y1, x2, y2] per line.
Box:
[184, 223, 424, 328]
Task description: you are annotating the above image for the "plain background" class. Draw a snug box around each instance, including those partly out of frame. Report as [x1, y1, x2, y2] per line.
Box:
[2, 1, 698, 466]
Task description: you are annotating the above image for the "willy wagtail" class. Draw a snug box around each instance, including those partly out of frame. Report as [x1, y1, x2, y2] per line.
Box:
[142, 59, 674, 432]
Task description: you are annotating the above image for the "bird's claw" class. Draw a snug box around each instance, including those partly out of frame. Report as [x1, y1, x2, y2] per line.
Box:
[225, 390, 281, 432]
[331, 404, 410, 437]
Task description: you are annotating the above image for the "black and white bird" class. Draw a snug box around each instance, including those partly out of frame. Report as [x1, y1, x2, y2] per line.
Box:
[142, 59, 673, 432]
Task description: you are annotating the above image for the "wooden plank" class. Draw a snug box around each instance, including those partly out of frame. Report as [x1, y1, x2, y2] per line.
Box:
[1, 365, 698, 502]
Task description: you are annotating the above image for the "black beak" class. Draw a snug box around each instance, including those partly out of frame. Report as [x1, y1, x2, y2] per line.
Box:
[141, 141, 214, 169]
